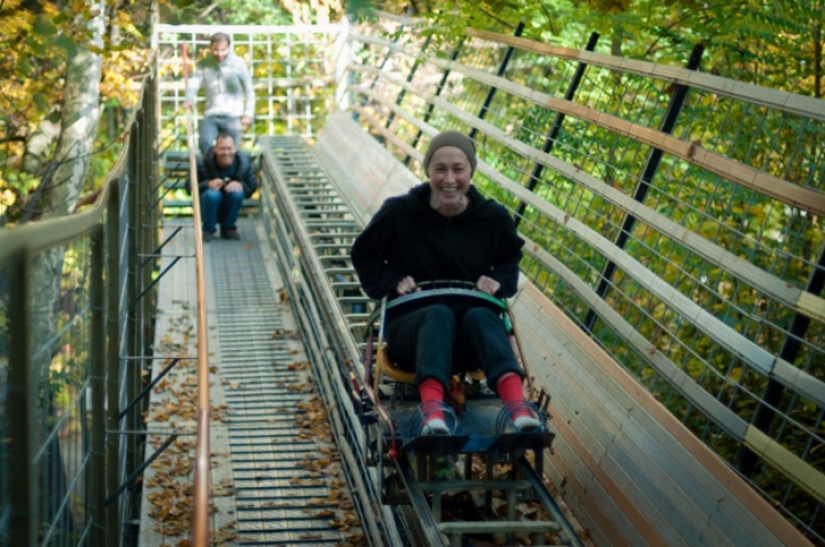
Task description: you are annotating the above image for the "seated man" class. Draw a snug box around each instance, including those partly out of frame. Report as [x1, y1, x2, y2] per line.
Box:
[196, 132, 257, 241]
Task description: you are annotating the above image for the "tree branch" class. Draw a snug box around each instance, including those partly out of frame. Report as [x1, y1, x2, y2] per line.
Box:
[478, 6, 515, 30]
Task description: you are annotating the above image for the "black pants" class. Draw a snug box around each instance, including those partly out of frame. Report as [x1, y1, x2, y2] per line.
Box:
[385, 304, 523, 390]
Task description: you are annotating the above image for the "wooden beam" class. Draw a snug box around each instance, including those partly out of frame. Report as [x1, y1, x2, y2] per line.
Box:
[463, 28, 825, 123]
[516, 282, 814, 547]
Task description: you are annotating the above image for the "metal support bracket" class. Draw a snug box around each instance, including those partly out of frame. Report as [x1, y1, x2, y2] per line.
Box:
[405, 40, 465, 165]
[153, 173, 182, 193]
[385, 35, 432, 129]
[105, 434, 178, 507]
[468, 22, 524, 141]
[515, 31, 600, 227]
[140, 226, 184, 267]
[118, 358, 183, 420]
[134, 256, 180, 302]
[150, 182, 185, 211]
[583, 43, 705, 333]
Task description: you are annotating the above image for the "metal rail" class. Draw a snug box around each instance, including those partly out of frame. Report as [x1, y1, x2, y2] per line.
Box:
[182, 43, 212, 547]
[260, 136, 399, 546]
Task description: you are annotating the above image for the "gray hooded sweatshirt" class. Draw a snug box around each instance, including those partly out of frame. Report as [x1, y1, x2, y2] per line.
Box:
[185, 51, 255, 119]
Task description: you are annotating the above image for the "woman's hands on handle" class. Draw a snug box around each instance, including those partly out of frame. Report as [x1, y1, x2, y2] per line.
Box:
[476, 275, 500, 296]
[396, 276, 420, 295]
[396, 276, 500, 296]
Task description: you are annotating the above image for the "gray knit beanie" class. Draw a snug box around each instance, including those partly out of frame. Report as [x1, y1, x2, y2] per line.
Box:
[423, 131, 477, 175]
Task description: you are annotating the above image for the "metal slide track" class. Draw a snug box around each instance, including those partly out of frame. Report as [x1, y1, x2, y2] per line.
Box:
[208, 221, 356, 546]
[258, 135, 584, 547]
[259, 136, 399, 547]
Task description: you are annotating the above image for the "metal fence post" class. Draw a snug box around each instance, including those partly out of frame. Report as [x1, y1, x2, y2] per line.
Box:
[134, 110, 149, 526]
[515, 32, 600, 227]
[404, 41, 465, 165]
[354, 22, 407, 120]
[90, 224, 106, 546]
[126, 120, 140, 505]
[8, 251, 36, 547]
[738, 242, 825, 474]
[468, 22, 525, 141]
[385, 35, 431, 129]
[106, 180, 122, 546]
[583, 43, 705, 334]
[143, 78, 159, 404]
[140, 94, 158, 506]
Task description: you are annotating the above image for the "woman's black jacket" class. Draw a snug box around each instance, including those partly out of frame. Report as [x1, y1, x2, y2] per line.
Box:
[351, 184, 524, 300]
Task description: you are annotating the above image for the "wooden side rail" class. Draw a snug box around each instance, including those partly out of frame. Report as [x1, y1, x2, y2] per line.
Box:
[314, 113, 419, 226]
[512, 282, 809, 547]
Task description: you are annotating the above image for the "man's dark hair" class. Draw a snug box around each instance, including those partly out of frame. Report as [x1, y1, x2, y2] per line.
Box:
[215, 131, 236, 146]
[210, 32, 231, 46]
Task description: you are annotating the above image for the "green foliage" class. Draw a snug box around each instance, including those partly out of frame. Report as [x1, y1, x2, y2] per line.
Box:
[375, 0, 822, 98]
[0, 1, 153, 224]
[159, 0, 292, 25]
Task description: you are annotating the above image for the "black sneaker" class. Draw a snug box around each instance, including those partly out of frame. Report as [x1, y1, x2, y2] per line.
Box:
[203, 232, 215, 242]
[221, 229, 241, 240]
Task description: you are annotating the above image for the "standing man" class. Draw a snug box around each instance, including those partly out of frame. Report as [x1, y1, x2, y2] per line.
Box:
[196, 132, 257, 241]
[185, 32, 255, 155]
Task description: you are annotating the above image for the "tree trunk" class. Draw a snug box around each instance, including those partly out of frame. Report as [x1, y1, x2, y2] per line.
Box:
[21, 117, 61, 176]
[36, 0, 105, 220]
[28, 2, 107, 538]
[31, 0, 106, 363]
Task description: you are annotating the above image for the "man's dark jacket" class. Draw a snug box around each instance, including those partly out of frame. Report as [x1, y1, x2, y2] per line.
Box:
[196, 147, 257, 197]
[351, 184, 524, 300]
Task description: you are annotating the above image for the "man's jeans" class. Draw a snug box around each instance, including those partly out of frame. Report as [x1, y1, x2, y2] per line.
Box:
[201, 188, 244, 234]
[199, 115, 243, 155]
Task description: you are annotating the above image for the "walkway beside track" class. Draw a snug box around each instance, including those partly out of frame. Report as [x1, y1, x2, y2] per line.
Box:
[139, 217, 364, 546]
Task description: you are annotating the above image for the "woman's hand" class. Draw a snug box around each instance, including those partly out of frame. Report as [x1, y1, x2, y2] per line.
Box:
[396, 276, 420, 295]
[476, 275, 500, 296]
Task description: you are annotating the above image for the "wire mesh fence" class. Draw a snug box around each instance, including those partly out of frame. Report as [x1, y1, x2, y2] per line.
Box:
[0, 77, 159, 547]
[344, 15, 825, 544]
[27, 240, 96, 546]
[153, 23, 342, 154]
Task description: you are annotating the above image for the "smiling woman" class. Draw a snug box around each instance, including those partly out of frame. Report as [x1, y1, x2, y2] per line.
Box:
[423, 130, 478, 217]
[350, 130, 541, 436]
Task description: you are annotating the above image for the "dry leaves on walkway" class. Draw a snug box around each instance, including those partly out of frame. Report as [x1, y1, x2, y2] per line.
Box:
[144, 314, 238, 545]
[291, 379, 367, 546]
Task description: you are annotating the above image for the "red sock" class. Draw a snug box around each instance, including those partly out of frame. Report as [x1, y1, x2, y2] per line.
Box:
[496, 373, 530, 419]
[418, 378, 445, 422]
